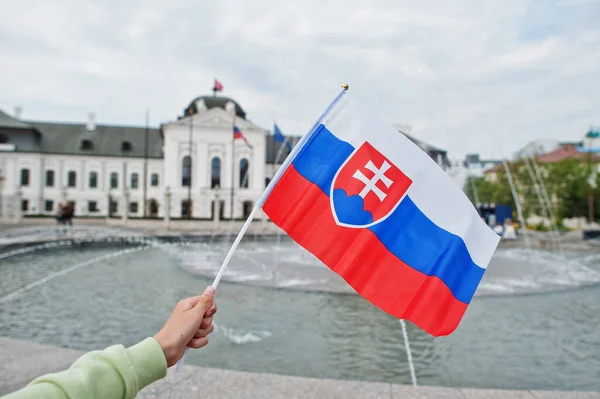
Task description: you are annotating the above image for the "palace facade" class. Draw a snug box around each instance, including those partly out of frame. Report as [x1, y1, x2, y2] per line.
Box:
[0, 95, 448, 221]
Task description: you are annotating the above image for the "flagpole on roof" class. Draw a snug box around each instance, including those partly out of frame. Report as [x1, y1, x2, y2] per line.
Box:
[187, 108, 193, 218]
[142, 109, 149, 218]
[175, 83, 349, 372]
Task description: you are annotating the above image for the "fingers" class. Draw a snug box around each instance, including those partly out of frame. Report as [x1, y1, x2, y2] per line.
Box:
[177, 297, 200, 311]
[194, 324, 214, 338]
[205, 301, 217, 318]
[179, 287, 216, 314]
[200, 314, 213, 330]
[192, 286, 215, 314]
[188, 336, 209, 349]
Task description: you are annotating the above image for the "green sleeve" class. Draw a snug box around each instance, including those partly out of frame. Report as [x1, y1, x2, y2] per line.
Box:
[2, 337, 167, 399]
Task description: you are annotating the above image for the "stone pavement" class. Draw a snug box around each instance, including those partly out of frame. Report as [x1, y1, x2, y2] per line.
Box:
[1, 337, 599, 398]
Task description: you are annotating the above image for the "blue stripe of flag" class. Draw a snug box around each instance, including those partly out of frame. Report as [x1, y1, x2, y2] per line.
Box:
[290, 124, 484, 304]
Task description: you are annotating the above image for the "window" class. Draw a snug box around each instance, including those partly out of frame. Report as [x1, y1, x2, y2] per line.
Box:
[129, 202, 138, 214]
[89, 171, 98, 188]
[121, 141, 132, 152]
[110, 172, 118, 189]
[243, 201, 253, 218]
[110, 200, 118, 214]
[46, 170, 55, 187]
[67, 171, 77, 187]
[239, 158, 249, 188]
[182, 156, 192, 187]
[45, 200, 53, 212]
[21, 199, 29, 211]
[0, 134, 8, 143]
[88, 201, 98, 212]
[151, 173, 159, 187]
[20, 168, 30, 186]
[80, 140, 93, 150]
[130, 173, 139, 189]
[211, 157, 221, 188]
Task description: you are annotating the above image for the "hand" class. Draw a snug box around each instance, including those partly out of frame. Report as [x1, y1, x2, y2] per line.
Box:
[153, 286, 217, 367]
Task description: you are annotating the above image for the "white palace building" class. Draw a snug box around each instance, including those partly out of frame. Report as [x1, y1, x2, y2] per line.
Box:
[0, 95, 450, 222]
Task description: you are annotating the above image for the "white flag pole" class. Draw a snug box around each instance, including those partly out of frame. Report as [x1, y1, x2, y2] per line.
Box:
[399, 319, 418, 386]
[175, 84, 349, 371]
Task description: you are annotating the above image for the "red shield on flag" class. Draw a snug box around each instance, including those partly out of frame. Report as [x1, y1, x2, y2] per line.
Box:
[331, 142, 412, 228]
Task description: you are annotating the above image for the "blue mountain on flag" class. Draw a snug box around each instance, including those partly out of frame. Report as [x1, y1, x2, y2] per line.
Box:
[332, 189, 373, 225]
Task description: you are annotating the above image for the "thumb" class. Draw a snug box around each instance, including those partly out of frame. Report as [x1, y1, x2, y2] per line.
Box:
[193, 286, 215, 314]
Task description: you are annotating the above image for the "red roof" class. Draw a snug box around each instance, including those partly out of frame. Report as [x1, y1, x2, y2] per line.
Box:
[484, 163, 504, 174]
[536, 144, 600, 163]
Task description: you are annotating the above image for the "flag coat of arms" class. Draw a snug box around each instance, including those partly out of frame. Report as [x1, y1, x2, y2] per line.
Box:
[263, 94, 500, 336]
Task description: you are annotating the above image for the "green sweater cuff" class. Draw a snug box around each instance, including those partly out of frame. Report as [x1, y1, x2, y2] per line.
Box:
[126, 337, 167, 391]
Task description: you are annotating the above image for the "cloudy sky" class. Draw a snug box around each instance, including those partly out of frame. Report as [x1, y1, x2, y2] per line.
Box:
[0, 0, 599, 159]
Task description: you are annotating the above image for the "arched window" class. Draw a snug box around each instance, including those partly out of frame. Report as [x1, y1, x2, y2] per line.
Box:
[89, 171, 98, 188]
[46, 170, 55, 187]
[182, 156, 192, 187]
[20, 168, 30, 186]
[130, 173, 139, 189]
[239, 158, 249, 188]
[81, 140, 93, 150]
[110, 172, 118, 189]
[121, 141, 133, 152]
[67, 171, 77, 187]
[151, 173, 159, 187]
[211, 157, 221, 188]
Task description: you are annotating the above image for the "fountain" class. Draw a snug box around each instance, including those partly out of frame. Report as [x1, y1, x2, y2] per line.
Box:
[1, 215, 600, 391]
[502, 160, 531, 248]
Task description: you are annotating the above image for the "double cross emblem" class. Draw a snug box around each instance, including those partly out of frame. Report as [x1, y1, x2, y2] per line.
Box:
[351, 160, 393, 202]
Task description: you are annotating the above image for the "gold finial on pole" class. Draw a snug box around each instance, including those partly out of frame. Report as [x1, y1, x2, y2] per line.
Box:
[342, 83, 349, 91]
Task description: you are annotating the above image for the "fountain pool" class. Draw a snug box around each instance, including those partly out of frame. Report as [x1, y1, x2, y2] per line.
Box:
[1, 229, 600, 392]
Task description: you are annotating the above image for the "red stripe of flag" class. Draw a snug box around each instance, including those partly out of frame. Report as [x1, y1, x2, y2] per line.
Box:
[263, 165, 468, 336]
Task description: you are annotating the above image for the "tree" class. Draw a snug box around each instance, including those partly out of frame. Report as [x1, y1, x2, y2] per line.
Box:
[543, 159, 590, 220]
[464, 158, 598, 225]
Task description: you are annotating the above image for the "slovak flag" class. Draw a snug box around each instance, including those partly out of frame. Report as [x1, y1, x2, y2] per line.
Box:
[234, 125, 252, 148]
[263, 94, 500, 336]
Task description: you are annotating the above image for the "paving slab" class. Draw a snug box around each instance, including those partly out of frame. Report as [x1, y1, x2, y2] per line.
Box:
[1, 336, 599, 399]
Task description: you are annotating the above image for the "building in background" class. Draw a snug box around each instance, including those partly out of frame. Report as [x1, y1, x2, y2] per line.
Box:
[0, 96, 451, 221]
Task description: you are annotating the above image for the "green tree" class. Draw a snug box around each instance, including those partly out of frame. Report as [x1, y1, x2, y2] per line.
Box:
[464, 158, 599, 225]
[543, 159, 590, 220]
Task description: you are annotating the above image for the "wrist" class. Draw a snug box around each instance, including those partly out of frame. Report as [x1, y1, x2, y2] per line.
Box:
[153, 332, 178, 367]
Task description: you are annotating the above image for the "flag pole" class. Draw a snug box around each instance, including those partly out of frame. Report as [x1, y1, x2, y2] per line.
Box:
[175, 83, 349, 371]
[230, 110, 236, 222]
[399, 319, 417, 386]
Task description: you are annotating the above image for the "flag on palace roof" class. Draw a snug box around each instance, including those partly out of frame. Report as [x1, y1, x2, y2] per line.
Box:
[262, 93, 500, 336]
[274, 124, 292, 150]
[234, 125, 252, 148]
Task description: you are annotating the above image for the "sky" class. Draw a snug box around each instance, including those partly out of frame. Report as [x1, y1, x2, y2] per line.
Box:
[0, 0, 599, 160]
